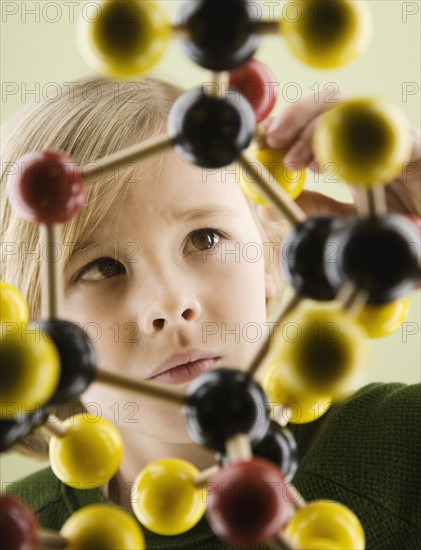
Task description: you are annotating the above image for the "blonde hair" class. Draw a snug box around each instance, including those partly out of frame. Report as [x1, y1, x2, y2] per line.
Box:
[1, 76, 182, 318]
[1, 76, 286, 458]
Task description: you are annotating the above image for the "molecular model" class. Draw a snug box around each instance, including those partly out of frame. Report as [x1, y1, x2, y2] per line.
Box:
[1, 1, 420, 549]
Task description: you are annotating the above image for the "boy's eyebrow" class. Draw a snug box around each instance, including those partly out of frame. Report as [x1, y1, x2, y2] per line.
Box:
[173, 205, 236, 221]
[67, 241, 102, 262]
[67, 206, 235, 262]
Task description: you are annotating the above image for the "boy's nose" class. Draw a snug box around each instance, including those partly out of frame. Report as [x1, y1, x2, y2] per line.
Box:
[139, 294, 202, 335]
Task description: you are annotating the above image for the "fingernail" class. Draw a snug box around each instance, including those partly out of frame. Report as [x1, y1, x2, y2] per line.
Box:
[267, 117, 287, 134]
[266, 133, 288, 149]
[266, 118, 290, 147]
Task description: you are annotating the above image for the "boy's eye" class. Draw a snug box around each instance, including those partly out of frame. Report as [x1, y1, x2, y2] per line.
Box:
[77, 257, 125, 282]
[183, 228, 222, 254]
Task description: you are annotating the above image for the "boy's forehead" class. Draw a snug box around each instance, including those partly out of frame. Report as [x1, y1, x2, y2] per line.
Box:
[132, 154, 246, 212]
[69, 158, 256, 256]
[76, 154, 252, 247]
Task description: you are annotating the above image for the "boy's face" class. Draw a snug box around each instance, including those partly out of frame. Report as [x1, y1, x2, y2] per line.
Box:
[63, 152, 276, 442]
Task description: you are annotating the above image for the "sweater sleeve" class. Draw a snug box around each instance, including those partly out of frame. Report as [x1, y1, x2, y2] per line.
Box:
[289, 382, 421, 550]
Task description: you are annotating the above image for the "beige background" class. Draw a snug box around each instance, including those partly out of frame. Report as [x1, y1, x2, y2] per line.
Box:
[1, 1, 420, 486]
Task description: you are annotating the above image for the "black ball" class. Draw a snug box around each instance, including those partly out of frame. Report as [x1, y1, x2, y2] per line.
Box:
[252, 421, 298, 482]
[0, 408, 48, 452]
[184, 368, 270, 453]
[0, 417, 32, 452]
[34, 319, 97, 404]
[168, 87, 255, 168]
[324, 214, 421, 304]
[177, 0, 261, 71]
[281, 217, 343, 301]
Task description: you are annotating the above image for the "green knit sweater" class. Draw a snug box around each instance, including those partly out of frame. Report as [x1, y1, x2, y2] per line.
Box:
[5, 383, 421, 549]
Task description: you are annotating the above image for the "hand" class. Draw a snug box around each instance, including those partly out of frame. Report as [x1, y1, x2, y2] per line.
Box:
[260, 90, 421, 218]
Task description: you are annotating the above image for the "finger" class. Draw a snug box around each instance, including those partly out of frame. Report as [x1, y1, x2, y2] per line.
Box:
[265, 88, 347, 149]
[282, 117, 320, 170]
[295, 190, 356, 218]
[307, 156, 329, 174]
[409, 125, 421, 162]
[257, 115, 275, 134]
[255, 115, 277, 147]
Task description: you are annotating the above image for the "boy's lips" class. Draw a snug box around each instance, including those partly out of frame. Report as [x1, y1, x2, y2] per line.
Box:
[146, 350, 221, 385]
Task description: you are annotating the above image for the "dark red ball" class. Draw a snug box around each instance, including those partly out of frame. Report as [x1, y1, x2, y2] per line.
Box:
[206, 458, 293, 546]
[229, 58, 279, 123]
[0, 495, 38, 550]
[7, 151, 85, 223]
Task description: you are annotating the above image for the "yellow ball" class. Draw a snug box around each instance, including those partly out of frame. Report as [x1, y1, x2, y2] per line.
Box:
[78, 0, 170, 77]
[281, 0, 372, 69]
[61, 504, 145, 549]
[239, 165, 269, 206]
[261, 360, 332, 424]
[284, 500, 365, 550]
[132, 458, 206, 535]
[0, 325, 60, 419]
[0, 281, 29, 324]
[293, 538, 343, 550]
[313, 97, 412, 187]
[267, 301, 368, 398]
[50, 414, 123, 487]
[239, 148, 306, 205]
[357, 297, 410, 338]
